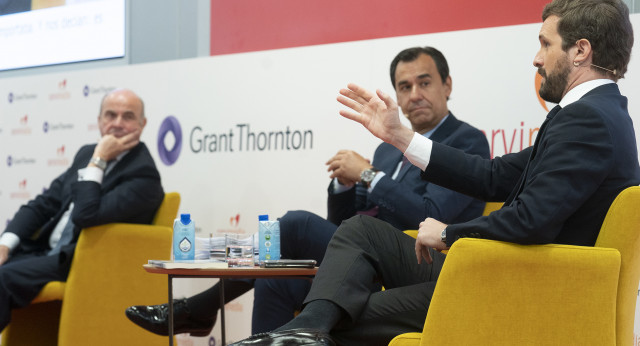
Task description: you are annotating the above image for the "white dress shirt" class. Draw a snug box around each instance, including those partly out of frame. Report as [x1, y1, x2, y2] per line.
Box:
[404, 80, 614, 171]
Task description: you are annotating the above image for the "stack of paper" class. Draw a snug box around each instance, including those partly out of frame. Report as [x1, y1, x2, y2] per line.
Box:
[194, 235, 259, 261]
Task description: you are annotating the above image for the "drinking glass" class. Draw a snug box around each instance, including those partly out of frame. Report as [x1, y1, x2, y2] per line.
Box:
[225, 234, 255, 267]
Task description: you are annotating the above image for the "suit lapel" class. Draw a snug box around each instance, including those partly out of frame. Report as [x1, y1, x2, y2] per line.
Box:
[396, 114, 461, 181]
[101, 143, 140, 189]
[506, 105, 562, 205]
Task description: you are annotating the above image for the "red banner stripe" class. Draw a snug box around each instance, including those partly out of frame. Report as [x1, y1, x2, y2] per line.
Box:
[210, 0, 549, 56]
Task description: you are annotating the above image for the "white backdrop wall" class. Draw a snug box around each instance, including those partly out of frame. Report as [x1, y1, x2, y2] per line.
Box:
[2, 17, 640, 345]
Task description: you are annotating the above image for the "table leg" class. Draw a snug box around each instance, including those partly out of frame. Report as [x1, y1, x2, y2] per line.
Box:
[168, 275, 174, 346]
[220, 278, 226, 345]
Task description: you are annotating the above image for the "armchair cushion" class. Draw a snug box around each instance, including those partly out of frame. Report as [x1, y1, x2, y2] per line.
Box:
[57, 223, 173, 345]
[420, 238, 620, 345]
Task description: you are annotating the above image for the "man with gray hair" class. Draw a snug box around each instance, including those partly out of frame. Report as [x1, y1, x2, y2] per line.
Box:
[0, 89, 164, 332]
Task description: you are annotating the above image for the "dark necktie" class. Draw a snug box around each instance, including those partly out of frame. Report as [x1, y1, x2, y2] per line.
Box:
[48, 213, 75, 255]
[401, 156, 410, 170]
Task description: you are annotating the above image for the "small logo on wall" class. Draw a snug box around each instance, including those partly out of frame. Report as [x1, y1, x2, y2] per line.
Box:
[7, 91, 37, 103]
[11, 114, 32, 135]
[6, 155, 36, 167]
[49, 79, 71, 100]
[217, 214, 246, 236]
[82, 85, 116, 98]
[157, 116, 183, 166]
[47, 146, 69, 166]
[230, 214, 240, 227]
[42, 121, 74, 134]
[10, 179, 30, 200]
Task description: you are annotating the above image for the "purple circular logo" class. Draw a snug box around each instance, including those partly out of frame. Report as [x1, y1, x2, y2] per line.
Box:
[6, 156, 12, 167]
[43, 121, 49, 133]
[157, 116, 182, 166]
[8, 93, 13, 103]
[83, 85, 90, 97]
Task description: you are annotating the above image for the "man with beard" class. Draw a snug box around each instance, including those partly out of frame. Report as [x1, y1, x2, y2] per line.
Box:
[0, 89, 164, 332]
[229, 0, 640, 345]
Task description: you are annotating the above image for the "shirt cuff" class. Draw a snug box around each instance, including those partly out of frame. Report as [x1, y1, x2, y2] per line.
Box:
[404, 132, 433, 171]
[332, 178, 354, 194]
[367, 171, 386, 192]
[78, 166, 104, 183]
[0, 232, 20, 252]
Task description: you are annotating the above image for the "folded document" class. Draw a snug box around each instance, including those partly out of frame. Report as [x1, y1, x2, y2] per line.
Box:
[148, 259, 228, 269]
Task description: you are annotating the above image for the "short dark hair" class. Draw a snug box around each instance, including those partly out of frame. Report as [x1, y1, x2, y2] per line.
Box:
[389, 46, 450, 89]
[542, 0, 633, 80]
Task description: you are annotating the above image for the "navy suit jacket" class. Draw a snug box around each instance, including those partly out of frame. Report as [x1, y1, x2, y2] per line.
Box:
[328, 114, 490, 230]
[424, 83, 640, 246]
[6, 142, 164, 260]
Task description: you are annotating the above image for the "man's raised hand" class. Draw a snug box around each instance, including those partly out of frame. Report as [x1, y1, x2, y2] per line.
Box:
[337, 83, 414, 152]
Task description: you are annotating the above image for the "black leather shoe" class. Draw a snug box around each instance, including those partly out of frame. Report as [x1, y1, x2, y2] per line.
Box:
[125, 298, 215, 337]
[229, 328, 335, 345]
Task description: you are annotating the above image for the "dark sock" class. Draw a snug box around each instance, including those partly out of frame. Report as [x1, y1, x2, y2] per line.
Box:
[186, 279, 254, 319]
[273, 299, 344, 334]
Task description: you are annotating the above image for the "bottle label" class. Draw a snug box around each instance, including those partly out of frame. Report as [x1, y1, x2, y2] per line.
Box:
[179, 237, 192, 252]
[259, 220, 280, 261]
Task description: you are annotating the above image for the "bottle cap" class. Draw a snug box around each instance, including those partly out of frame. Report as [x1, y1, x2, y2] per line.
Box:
[180, 213, 191, 224]
[258, 214, 269, 221]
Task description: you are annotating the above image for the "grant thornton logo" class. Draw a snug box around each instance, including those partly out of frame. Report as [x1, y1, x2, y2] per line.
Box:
[157, 115, 183, 166]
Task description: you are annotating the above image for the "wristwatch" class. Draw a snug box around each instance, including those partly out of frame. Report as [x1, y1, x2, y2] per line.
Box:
[90, 156, 107, 170]
[360, 168, 379, 188]
[441, 227, 447, 244]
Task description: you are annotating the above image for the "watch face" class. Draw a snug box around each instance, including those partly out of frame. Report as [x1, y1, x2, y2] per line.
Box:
[361, 169, 376, 182]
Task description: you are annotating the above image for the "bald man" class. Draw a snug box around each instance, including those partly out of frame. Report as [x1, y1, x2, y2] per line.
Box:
[0, 89, 164, 332]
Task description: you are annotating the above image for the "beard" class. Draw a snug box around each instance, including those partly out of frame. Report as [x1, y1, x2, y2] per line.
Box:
[538, 58, 570, 104]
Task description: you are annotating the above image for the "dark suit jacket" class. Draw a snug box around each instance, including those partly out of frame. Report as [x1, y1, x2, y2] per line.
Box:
[6, 142, 164, 261]
[424, 83, 640, 246]
[328, 114, 490, 230]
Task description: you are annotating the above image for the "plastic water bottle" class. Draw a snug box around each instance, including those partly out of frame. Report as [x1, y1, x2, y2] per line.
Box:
[258, 214, 280, 261]
[173, 213, 195, 260]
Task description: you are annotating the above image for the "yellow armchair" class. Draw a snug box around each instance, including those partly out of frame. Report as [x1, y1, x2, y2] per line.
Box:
[1, 192, 180, 346]
[390, 186, 640, 346]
